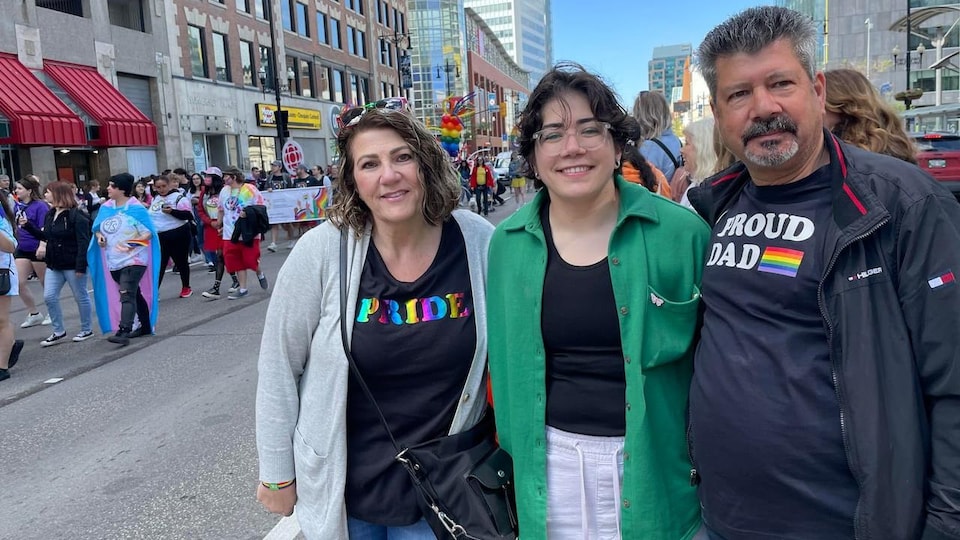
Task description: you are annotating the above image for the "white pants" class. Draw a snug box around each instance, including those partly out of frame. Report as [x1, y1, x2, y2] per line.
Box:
[545, 426, 625, 540]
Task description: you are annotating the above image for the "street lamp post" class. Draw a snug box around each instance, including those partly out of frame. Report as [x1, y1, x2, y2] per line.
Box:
[380, 30, 412, 98]
[260, 0, 286, 146]
[865, 18, 873, 79]
[893, 41, 925, 109]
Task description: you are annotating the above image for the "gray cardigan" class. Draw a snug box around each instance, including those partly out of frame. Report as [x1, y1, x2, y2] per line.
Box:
[256, 210, 494, 539]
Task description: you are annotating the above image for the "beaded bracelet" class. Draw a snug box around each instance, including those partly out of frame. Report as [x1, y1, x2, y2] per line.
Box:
[261, 479, 295, 491]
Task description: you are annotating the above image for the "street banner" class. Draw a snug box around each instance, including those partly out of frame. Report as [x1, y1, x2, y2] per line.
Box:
[262, 186, 329, 224]
[400, 54, 413, 89]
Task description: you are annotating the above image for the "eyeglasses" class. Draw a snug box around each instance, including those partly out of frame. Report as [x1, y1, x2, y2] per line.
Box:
[337, 97, 410, 128]
[532, 121, 612, 156]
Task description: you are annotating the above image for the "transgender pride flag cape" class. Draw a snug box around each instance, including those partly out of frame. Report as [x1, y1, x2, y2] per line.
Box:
[86, 199, 161, 334]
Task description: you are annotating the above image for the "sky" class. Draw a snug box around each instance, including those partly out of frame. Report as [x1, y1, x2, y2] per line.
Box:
[550, 0, 767, 106]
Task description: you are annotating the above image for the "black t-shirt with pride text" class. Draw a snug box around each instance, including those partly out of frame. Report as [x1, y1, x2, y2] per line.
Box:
[345, 218, 476, 525]
[691, 165, 859, 539]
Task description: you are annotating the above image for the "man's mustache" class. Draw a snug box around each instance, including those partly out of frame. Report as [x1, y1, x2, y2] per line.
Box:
[742, 116, 799, 145]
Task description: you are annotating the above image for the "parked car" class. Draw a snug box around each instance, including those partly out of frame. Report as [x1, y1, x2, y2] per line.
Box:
[493, 151, 513, 187]
[911, 132, 960, 200]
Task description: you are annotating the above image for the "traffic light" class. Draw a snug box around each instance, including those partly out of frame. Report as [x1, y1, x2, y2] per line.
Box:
[278, 110, 290, 139]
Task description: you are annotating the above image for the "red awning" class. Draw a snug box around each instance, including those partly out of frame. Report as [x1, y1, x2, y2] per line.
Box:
[44, 62, 157, 147]
[0, 54, 86, 146]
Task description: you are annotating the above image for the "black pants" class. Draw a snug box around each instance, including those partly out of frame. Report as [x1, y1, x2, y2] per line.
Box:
[158, 224, 191, 287]
[475, 186, 490, 215]
[493, 182, 506, 205]
[110, 265, 150, 332]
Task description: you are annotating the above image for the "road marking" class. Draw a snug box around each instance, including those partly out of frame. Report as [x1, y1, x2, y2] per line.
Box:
[43, 378, 64, 384]
[263, 510, 301, 540]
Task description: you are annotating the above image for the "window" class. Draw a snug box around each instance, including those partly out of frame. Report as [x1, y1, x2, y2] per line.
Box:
[357, 30, 366, 58]
[345, 0, 363, 14]
[316, 12, 328, 44]
[240, 40, 255, 86]
[299, 60, 313, 97]
[108, 0, 145, 32]
[319, 65, 332, 101]
[350, 74, 362, 105]
[330, 18, 342, 49]
[281, 0, 293, 31]
[260, 46, 274, 89]
[255, 0, 266, 18]
[296, 3, 309, 37]
[347, 26, 356, 55]
[212, 32, 230, 82]
[332, 69, 344, 103]
[398, 12, 405, 34]
[380, 41, 391, 65]
[37, 0, 84, 17]
[188, 25, 208, 78]
[376, 0, 383, 24]
[237, 0, 250, 13]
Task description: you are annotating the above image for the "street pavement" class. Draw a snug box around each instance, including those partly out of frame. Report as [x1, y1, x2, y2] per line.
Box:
[0, 192, 528, 540]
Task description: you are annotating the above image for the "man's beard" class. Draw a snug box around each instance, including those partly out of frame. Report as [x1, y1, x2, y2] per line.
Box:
[741, 116, 800, 167]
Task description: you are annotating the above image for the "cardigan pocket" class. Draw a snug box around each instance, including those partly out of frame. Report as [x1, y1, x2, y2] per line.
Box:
[641, 284, 701, 370]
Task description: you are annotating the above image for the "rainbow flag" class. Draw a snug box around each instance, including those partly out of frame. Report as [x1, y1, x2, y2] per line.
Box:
[758, 247, 804, 278]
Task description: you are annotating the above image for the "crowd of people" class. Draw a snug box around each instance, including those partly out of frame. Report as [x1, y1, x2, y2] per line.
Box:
[253, 5, 960, 540]
[0, 160, 338, 381]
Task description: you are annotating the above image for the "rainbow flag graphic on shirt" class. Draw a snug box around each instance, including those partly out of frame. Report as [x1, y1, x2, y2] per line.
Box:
[758, 247, 805, 278]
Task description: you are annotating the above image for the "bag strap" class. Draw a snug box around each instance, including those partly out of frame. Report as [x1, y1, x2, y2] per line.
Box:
[339, 228, 403, 453]
[650, 138, 681, 170]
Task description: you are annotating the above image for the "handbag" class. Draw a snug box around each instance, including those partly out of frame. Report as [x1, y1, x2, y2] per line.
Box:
[339, 229, 518, 540]
[0, 253, 12, 296]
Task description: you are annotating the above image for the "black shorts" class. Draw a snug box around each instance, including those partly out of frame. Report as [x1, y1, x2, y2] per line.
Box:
[14, 249, 39, 262]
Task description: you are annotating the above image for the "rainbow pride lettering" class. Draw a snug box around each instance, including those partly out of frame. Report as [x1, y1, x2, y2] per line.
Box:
[356, 292, 471, 325]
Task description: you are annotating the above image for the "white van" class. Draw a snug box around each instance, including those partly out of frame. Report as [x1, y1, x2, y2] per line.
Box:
[493, 151, 513, 185]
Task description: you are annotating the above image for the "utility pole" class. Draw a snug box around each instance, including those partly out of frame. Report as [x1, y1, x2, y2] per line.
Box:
[380, 30, 412, 98]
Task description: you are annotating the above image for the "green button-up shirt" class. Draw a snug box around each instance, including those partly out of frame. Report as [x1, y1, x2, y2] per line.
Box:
[487, 176, 710, 539]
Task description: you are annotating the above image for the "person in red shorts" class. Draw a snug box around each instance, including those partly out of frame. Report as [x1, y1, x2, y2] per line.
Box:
[198, 167, 239, 299]
[218, 167, 268, 299]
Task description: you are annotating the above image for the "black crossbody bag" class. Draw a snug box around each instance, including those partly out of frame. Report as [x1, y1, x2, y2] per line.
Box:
[339, 229, 518, 540]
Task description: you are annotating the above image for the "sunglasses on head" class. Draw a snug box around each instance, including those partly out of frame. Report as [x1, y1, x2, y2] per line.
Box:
[337, 97, 410, 129]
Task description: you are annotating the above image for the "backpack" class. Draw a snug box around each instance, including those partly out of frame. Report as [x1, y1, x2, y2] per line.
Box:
[650, 138, 681, 171]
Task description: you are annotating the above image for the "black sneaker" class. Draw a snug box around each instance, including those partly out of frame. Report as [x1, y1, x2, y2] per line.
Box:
[0, 368, 8, 382]
[41, 332, 68, 348]
[202, 286, 221, 299]
[258, 273, 269, 290]
[8, 339, 23, 368]
[107, 332, 131, 346]
[128, 327, 152, 339]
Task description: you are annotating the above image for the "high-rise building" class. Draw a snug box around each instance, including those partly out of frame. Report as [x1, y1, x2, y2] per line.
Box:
[407, 0, 467, 129]
[464, 0, 552, 89]
[777, 0, 828, 67]
[648, 44, 691, 103]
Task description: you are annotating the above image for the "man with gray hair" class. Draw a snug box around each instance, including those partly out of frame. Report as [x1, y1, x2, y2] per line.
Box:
[688, 6, 960, 539]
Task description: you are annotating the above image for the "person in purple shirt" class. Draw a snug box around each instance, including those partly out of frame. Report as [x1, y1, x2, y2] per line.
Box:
[13, 175, 50, 328]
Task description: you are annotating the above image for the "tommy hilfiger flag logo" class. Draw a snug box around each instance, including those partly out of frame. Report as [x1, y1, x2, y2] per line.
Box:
[928, 270, 955, 289]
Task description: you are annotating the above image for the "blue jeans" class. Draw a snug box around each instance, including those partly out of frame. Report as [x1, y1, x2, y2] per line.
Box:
[44, 268, 92, 335]
[347, 517, 434, 540]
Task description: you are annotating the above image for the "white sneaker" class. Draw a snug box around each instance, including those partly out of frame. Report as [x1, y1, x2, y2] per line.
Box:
[21, 312, 45, 328]
[267, 242, 278, 253]
[40, 332, 68, 347]
[72, 331, 94, 342]
[42, 315, 51, 325]
[286, 240, 296, 249]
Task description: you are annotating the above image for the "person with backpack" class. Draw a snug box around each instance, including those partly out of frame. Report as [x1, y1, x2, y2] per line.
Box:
[32, 182, 93, 346]
[147, 173, 195, 298]
[469, 157, 495, 216]
[633, 90, 683, 179]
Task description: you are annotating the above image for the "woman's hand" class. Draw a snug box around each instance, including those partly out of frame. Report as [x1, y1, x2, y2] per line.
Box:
[36, 243, 46, 260]
[256, 481, 297, 516]
[96, 234, 107, 248]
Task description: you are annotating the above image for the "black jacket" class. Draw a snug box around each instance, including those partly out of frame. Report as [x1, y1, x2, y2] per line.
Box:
[230, 204, 270, 246]
[29, 207, 91, 272]
[689, 132, 960, 540]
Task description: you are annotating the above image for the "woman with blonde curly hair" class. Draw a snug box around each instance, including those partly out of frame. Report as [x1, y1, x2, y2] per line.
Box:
[255, 107, 495, 539]
[824, 68, 917, 164]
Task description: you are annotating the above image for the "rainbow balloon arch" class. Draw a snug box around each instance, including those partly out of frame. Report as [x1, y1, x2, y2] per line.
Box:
[438, 92, 477, 159]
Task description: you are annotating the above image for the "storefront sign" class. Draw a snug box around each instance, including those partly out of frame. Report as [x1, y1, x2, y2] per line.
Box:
[256, 104, 322, 130]
[262, 186, 329, 224]
[281, 139, 305, 175]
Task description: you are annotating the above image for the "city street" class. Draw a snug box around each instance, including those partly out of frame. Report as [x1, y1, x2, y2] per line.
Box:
[0, 196, 523, 540]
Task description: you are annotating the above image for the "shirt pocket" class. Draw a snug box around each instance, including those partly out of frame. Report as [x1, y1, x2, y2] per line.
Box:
[641, 284, 701, 370]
